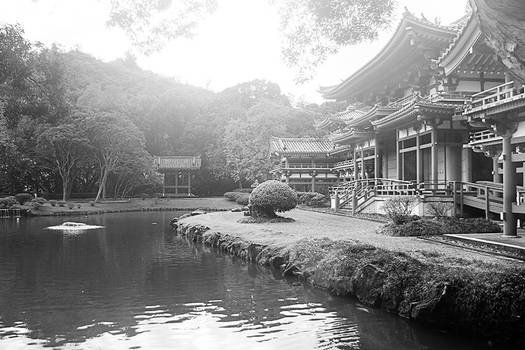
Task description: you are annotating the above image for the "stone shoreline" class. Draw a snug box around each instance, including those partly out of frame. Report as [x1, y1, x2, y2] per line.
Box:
[176, 213, 525, 348]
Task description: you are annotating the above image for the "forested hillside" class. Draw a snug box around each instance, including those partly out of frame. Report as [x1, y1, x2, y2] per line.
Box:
[0, 24, 339, 199]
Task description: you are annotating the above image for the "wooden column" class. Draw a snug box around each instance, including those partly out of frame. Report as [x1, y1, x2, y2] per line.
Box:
[396, 130, 401, 180]
[162, 173, 166, 196]
[188, 170, 192, 195]
[431, 128, 438, 184]
[175, 171, 179, 195]
[416, 131, 421, 183]
[374, 145, 380, 179]
[503, 133, 517, 236]
[361, 148, 365, 179]
[353, 148, 358, 180]
[493, 157, 502, 183]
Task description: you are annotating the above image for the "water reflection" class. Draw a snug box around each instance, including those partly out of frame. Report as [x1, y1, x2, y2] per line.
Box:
[0, 212, 494, 349]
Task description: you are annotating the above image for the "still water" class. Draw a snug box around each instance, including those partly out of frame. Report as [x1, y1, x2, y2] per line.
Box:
[0, 212, 492, 350]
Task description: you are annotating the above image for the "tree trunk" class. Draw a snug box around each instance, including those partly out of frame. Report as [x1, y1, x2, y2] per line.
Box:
[95, 170, 108, 203]
[62, 177, 68, 202]
[238, 179, 243, 189]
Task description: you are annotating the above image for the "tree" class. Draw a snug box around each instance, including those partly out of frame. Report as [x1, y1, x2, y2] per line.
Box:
[82, 111, 150, 202]
[276, 0, 395, 82]
[107, 0, 218, 54]
[36, 121, 89, 201]
[104, 1, 395, 82]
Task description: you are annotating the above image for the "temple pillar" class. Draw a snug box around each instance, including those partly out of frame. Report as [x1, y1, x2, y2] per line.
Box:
[360, 148, 365, 179]
[461, 147, 472, 183]
[493, 157, 502, 183]
[374, 145, 380, 179]
[188, 170, 192, 195]
[416, 130, 421, 183]
[353, 148, 358, 180]
[396, 130, 401, 180]
[175, 171, 179, 195]
[495, 120, 518, 237]
[162, 173, 166, 197]
[431, 128, 438, 183]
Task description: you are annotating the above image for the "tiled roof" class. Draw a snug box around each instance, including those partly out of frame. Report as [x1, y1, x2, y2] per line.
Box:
[269, 137, 333, 154]
[155, 156, 201, 170]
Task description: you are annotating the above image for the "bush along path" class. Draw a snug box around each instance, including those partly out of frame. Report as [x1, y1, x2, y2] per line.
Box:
[175, 211, 525, 348]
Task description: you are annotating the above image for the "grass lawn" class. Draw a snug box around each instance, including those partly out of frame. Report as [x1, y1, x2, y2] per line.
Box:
[30, 197, 239, 216]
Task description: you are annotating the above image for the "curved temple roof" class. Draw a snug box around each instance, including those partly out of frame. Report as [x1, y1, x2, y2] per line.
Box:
[320, 11, 457, 101]
[269, 137, 333, 155]
[155, 156, 202, 170]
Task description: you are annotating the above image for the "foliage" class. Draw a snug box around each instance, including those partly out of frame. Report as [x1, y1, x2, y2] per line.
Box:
[249, 180, 298, 217]
[380, 217, 502, 237]
[296, 191, 327, 207]
[274, 0, 395, 82]
[426, 202, 452, 218]
[15, 193, 33, 205]
[107, 0, 218, 54]
[0, 196, 18, 209]
[223, 191, 250, 205]
[383, 196, 418, 225]
[67, 202, 75, 209]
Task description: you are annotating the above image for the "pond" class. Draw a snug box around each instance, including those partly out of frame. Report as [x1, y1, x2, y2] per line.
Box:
[0, 212, 494, 349]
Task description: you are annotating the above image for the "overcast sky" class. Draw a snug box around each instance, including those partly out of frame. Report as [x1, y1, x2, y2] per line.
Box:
[1, 0, 468, 103]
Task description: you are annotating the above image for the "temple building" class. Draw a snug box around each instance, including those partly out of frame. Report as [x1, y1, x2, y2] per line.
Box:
[154, 156, 201, 197]
[269, 137, 338, 193]
[269, 0, 525, 236]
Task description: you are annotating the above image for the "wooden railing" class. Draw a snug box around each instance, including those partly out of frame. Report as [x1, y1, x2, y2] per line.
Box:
[333, 159, 354, 170]
[330, 178, 525, 215]
[465, 81, 525, 114]
[469, 129, 500, 144]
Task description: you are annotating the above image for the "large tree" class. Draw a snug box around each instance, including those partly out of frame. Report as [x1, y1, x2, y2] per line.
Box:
[82, 111, 150, 202]
[36, 121, 89, 201]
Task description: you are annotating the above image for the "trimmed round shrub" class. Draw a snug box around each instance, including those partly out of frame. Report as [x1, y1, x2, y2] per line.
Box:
[67, 202, 75, 210]
[296, 191, 327, 207]
[49, 200, 57, 207]
[249, 180, 297, 218]
[15, 193, 33, 205]
[235, 193, 250, 205]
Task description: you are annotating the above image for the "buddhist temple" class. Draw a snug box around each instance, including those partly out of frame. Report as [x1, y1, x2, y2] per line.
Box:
[270, 0, 525, 236]
[154, 156, 201, 197]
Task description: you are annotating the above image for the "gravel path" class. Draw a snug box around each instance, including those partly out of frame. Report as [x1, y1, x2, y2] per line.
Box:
[181, 209, 524, 269]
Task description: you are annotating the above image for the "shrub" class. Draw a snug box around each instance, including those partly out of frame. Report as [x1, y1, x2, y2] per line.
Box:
[384, 219, 443, 237]
[224, 192, 240, 201]
[235, 193, 250, 205]
[49, 200, 57, 207]
[15, 193, 33, 205]
[296, 191, 328, 207]
[31, 197, 47, 205]
[439, 217, 501, 234]
[57, 201, 66, 207]
[383, 196, 418, 225]
[0, 196, 18, 209]
[67, 202, 75, 210]
[249, 180, 297, 217]
[89, 201, 95, 207]
[426, 202, 452, 218]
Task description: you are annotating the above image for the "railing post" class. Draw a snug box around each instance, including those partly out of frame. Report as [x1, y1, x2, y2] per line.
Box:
[351, 190, 356, 216]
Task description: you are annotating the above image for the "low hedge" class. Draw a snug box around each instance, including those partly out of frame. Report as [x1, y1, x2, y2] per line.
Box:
[223, 192, 250, 205]
[296, 191, 328, 207]
[380, 217, 502, 237]
[15, 193, 33, 205]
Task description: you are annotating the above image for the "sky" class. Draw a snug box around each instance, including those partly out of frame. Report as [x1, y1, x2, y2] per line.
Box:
[0, 0, 468, 103]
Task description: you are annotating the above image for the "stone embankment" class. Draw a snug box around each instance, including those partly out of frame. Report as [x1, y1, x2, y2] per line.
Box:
[175, 211, 525, 348]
